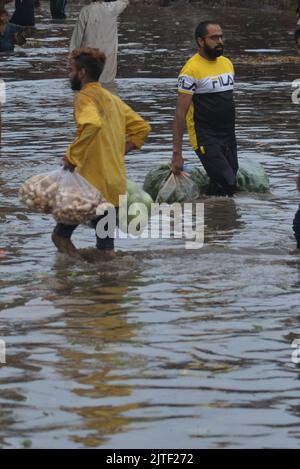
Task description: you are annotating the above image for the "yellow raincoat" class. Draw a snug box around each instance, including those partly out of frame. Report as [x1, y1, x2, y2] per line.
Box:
[66, 82, 151, 207]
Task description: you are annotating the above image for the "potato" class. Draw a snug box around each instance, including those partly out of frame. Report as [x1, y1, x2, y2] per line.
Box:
[19, 172, 61, 214]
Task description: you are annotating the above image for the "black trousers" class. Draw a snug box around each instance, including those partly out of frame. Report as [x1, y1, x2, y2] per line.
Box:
[293, 205, 300, 249]
[196, 141, 238, 196]
[53, 209, 118, 251]
[50, 0, 67, 18]
[10, 0, 35, 27]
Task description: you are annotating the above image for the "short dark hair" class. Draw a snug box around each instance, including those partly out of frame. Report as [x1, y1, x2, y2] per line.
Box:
[71, 48, 106, 80]
[195, 21, 220, 41]
[295, 28, 300, 41]
[0, 9, 9, 16]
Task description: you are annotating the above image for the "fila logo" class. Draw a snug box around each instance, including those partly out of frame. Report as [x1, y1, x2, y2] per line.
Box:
[211, 75, 234, 89]
[178, 76, 196, 92]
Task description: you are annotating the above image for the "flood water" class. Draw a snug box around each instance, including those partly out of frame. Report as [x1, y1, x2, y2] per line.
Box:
[1, 1, 300, 449]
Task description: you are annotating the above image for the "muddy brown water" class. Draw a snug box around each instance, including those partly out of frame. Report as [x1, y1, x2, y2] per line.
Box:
[1, 1, 300, 449]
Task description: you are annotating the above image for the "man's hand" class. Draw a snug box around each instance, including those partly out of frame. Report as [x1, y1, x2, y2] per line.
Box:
[171, 152, 184, 175]
[62, 156, 76, 172]
[125, 141, 137, 155]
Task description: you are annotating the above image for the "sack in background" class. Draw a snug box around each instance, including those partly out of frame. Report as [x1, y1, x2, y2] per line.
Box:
[237, 159, 270, 192]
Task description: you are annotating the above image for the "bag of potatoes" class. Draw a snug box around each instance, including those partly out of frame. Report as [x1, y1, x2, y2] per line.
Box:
[52, 170, 106, 225]
[19, 170, 61, 214]
[19, 169, 106, 225]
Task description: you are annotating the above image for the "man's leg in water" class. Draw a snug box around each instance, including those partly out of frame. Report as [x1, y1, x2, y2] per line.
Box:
[293, 205, 300, 249]
[90, 208, 118, 259]
[196, 142, 238, 196]
[50, 0, 66, 19]
[52, 223, 79, 255]
[52, 208, 118, 259]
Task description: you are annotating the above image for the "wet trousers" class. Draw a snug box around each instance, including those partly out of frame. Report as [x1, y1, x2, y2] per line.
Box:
[196, 141, 238, 196]
[50, 0, 67, 18]
[10, 0, 35, 27]
[293, 205, 300, 249]
[53, 209, 118, 251]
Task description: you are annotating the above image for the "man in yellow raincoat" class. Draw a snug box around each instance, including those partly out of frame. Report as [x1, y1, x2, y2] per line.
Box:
[52, 47, 151, 257]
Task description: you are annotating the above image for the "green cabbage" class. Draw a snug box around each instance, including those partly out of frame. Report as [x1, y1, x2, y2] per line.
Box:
[237, 159, 270, 192]
[143, 158, 269, 200]
[118, 180, 153, 234]
[143, 164, 170, 200]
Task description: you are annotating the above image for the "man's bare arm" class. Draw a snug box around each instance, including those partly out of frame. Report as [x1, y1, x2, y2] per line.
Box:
[171, 92, 193, 175]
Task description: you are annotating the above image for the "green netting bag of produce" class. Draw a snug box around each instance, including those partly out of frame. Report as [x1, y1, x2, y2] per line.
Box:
[156, 172, 200, 204]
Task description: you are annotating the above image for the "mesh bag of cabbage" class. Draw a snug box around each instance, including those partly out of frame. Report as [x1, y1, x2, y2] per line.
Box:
[19, 170, 62, 214]
[156, 172, 200, 204]
[52, 170, 106, 225]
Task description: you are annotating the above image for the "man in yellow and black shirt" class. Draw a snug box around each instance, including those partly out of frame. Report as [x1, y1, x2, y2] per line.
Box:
[172, 21, 238, 196]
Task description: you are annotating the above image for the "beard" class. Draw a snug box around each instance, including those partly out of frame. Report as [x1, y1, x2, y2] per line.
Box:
[70, 74, 82, 91]
[204, 43, 224, 59]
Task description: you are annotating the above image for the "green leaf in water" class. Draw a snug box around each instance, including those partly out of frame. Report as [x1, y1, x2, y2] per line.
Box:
[22, 439, 32, 448]
[67, 272, 78, 278]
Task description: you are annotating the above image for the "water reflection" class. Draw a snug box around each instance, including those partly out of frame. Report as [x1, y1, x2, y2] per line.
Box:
[44, 258, 143, 447]
[204, 197, 243, 244]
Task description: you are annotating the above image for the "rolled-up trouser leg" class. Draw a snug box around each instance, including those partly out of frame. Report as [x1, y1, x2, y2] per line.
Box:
[196, 142, 238, 196]
[90, 208, 119, 251]
[293, 205, 300, 249]
[53, 220, 114, 249]
[53, 207, 118, 250]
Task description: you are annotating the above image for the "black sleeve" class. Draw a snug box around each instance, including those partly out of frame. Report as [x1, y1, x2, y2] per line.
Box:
[297, 0, 300, 13]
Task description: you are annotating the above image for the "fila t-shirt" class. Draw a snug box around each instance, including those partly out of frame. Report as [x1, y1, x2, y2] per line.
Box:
[178, 53, 236, 149]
